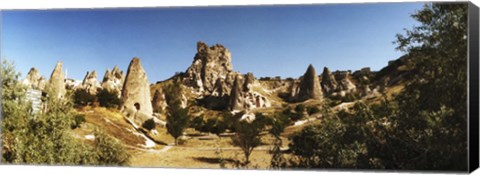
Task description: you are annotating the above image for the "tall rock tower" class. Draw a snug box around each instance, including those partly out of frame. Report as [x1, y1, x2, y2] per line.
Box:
[121, 57, 153, 118]
[320, 66, 338, 94]
[295, 64, 323, 101]
[48, 61, 66, 99]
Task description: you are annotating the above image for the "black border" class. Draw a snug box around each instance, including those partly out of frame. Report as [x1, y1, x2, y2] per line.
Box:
[468, 1, 479, 173]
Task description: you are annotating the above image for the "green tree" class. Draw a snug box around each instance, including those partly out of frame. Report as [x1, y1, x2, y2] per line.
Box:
[97, 89, 122, 109]
[164, 81, 189, 145]
[93, 129, 131, 166]
[231, 113, 267, 165]
[391, 3, 468, 170]
[268, 112, 290, 169]
[1, 60, 130, 165]
[73, 88, 97, 106]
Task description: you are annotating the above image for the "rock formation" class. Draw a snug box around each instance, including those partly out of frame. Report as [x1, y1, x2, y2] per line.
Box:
[228, 73, 271, 111]
[81, 70, 101, 95]
[22, 67, 46, 90]
[121, 57, 153, 123]
[228, 75, 245, 111]
[65, 78, 82, 90]
[334, 71, 356, 92]
[320, 67, 337, 94]
[47, 61, 66, 99]
[102, 65, 124, 96]
[184, 41, 238, 94]
[294, 64, 323, 101]
[152, 89, 167, 113]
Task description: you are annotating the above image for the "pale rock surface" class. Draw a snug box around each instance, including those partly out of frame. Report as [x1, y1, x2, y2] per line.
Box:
[81, 70, 102, 95]
[47, 61, 66, 99]
[121, 57, 153, 124]
[22, 67, 46, 90]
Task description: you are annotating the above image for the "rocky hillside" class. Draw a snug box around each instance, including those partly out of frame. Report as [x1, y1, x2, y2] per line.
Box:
[23, 41, 412, 132]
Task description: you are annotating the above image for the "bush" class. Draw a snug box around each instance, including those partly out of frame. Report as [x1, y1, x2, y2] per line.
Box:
[97, 89, 122, 109]
[73, 89, 96, 106]
[1, 60, 131, 166]
[93, 129, 131, 166]
[190, 116, 206, 131]
[294, 104, 306, 114]
[307, 106, 320, 115]
[71, 114, 86, 129]
[142, 118, 156, 131]
[231, 116, 266, 165]
[282, 107, 302, 121]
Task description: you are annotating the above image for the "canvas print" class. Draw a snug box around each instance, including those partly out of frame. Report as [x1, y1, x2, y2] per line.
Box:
[0, 2, 474, 172]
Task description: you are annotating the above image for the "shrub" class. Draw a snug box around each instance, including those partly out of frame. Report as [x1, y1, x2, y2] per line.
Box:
[73, 89, 96, 106]
[93, 129, 131, 166]
[307, 106, 320, 115]
[190, 116, 206, 131]
[71, 114, 86, 129]
[231, 120, 264, 165]
[294, 104, 306, 114]
[97, 89, 122, 109]
[282, 107, 301, 121]
[142, 118, 156, 131]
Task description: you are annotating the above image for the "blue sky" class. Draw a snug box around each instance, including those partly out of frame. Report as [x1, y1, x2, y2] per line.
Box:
[1, 2, 423, 83]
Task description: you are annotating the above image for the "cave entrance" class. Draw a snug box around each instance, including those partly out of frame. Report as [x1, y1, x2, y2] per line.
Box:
[134, 102, 140, 111]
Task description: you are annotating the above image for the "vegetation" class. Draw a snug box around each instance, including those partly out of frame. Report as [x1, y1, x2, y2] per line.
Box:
[231, 113, 268, 165]
[93, 129, 131, 166]
[73, 88, 96, 106]
[164, 81, 190, 145]
[1, 60, 130, 166]
[142, 118, 156, 131]
[281, 3, 468, 171]
[97, 89, 122, 109]
[268, 113, 289, 169]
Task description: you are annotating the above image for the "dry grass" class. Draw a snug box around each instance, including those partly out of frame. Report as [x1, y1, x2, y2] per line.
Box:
[74, 106, 146, 148]
[130, 144, 274, 169]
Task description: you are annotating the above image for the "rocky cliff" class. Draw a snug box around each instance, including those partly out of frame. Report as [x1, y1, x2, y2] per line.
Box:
[292, 64, 323, 101]
[47, 61, 66, 99]
[22, 67, 46, 90]
[102, 65, 124, 96]
[80, 70, 101, 95]
[121, 57, 153, 124]
[184, 41, 238, 95]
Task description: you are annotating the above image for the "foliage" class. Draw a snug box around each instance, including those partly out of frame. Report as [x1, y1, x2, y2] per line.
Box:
[294, 104, 305, 114]
[391, 3, 468, 170]
[285, 3, 468, 171]
[268, 112, 289, 169]
[191, 111, 235, 135]
[142, 118, 156, 131]
[93, 129, 131, 166]
[164, 81, 190, 145]
[73, 89, 96, 106]
[282, 107, 301, 121]
[71, 114, 86, 129]
[307, 106, 320, 115]
[231, 113, 268, 165]
[97, 89, 122, 109]
[1, 60, 130, 166]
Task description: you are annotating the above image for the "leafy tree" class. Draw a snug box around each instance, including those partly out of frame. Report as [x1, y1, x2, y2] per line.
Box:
[231, 113, 268, 165]
[1, 60, 130, 165]
[307, 106, 320, 115]
[142, 118, 156, 131]
[391, 3, 468, 170]
[97, 89, 122, 109]
[164, 81, 189, 145]
[287, 3, 468, 170]
[268, 112, 290, 169]
[93, 129, 131, 166]
[73, 89, 96, 106]
[294, 104, 306, 114]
